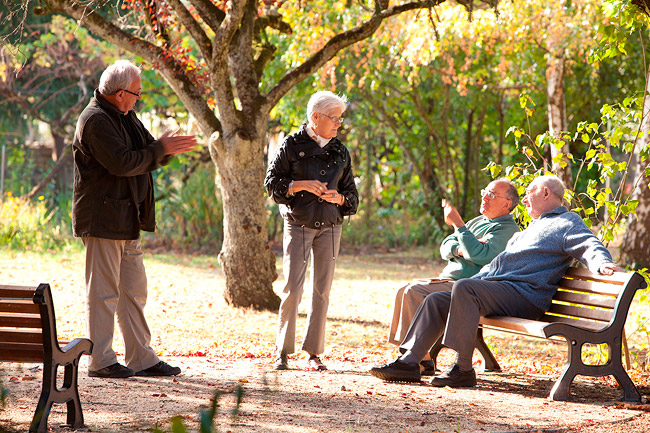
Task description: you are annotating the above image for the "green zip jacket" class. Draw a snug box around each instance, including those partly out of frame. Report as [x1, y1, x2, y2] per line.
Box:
[438, 214, 520, 280]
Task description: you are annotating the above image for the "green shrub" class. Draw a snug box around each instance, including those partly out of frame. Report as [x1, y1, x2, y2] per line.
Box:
[0, 193, 70, 250]
[152, 164, 224, 252]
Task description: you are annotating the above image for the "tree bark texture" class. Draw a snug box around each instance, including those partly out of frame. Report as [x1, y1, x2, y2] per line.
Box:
[546, 53, 572, 187]
[210, 127, 279, 309]
[620, 65, 650, 269]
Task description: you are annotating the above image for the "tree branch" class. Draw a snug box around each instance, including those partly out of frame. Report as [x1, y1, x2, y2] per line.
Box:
[264, 0, 445, 112]
[167, 0, 213, 63]
[41, 0, 221, 136]
[187, 0, 226, 33]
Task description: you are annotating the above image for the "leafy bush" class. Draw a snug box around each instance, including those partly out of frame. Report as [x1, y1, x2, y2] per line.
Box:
[152, 163, 224, 252]
[0, 193, 70, 250]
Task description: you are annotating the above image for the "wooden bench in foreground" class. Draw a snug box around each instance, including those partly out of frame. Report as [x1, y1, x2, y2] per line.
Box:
[429, 268, 647, 401]
[0, 283, 93, 433]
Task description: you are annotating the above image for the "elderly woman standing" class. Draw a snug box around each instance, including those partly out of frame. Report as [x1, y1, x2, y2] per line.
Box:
[265, 91, 359, 371]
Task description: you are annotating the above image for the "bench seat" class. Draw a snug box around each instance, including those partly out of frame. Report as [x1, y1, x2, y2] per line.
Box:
[429, 268, 647, 401]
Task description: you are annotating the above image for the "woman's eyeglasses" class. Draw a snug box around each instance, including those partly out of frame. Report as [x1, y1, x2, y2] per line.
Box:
[318, 113, 345, 124]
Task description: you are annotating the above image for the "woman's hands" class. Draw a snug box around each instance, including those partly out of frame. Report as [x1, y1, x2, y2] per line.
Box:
[321, 189, 345, 205]
[292, 180, 344, 205]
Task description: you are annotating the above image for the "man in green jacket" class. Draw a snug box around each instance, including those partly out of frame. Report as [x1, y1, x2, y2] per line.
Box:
[388, 178, 520, 373]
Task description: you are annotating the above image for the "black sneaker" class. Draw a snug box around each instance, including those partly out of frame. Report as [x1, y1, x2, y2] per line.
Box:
[89, 362, 134, 378]
[420, 359, 437, 376]
[135, 361, 181, 377]
[274, 353, 288, 370]
[429, 364, 476, 388]
[369, 359, 420, 382]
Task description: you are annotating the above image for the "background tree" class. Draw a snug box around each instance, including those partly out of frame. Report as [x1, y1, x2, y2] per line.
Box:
[23, 0, 467, 310]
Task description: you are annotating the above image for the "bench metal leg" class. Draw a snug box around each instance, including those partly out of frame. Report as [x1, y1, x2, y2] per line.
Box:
[476, 328, 501, 372]
[29, 341, 91, 433]
[428, 329, 502, 372]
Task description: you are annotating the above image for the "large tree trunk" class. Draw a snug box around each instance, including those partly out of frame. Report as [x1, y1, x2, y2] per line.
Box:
[546, 53, 572, 187]
[620, 65, 650, 269]
[209, 123, 279, 310]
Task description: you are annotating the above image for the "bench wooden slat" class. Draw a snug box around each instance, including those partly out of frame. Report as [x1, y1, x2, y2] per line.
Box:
[0, 328, 43, 344]
[552, 290, 617, 309]
[558, 278, 623, 296]
[0, 342, 44, 362]
[480, 316, 549, 337]
[546, 303, 613, 322]
[0, 285, 37, 298]
[563, 267, 630, 284]
[0, 299, 40, 314]
[541, 314, 608, 332]
[0, 313, 42, 328]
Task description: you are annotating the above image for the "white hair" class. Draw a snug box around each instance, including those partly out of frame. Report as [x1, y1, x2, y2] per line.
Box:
[536, 174, 565, 199]
[307, 91, 347, 123]
[99, 60, 141, 95]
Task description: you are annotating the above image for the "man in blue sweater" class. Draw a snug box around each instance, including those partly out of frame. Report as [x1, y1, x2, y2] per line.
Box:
[371, 174, 622, 387]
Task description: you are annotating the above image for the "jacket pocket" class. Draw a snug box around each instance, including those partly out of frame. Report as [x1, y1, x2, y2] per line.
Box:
[100, 195, 134, 234]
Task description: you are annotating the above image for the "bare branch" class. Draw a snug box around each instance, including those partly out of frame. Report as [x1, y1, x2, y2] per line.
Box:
[187, 0, 226, 33]
[210, 0, 248, 128]
[264, 0, 445, 113]
[167, 0, 213, 63]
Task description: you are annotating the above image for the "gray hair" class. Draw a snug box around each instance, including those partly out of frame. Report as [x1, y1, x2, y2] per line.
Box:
[307, 91, 347, 123]
[536, 174, 565, 199]
[493, 177, 519, 211]
[99, 60, 141, 95]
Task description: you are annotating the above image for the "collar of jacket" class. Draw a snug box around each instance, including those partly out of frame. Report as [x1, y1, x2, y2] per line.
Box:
[93, 88, 133, 118]
[296, 123, 345, 155]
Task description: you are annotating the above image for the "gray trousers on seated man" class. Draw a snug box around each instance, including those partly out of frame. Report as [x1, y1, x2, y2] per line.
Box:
[398, 278, 544, 370]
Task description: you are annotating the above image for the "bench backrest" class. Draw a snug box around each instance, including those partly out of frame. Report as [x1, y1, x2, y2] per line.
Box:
[541, 268, 645, 332]
[0, 284, 51, 362]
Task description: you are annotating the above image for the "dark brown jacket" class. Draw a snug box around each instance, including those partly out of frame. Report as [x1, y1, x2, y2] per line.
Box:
[72, 90, 170, 240]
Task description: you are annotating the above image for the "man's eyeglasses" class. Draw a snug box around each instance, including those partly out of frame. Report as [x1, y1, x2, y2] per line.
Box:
[318, 113, 345, 124]
[481, 189, 507, 200]
[121, 89, 142, 98]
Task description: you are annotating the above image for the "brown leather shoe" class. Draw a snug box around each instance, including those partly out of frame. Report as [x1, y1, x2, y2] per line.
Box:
[306, 355, 327, 371]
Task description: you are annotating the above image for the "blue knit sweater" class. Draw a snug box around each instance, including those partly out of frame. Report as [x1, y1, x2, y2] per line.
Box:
[472, 206, 614, 311]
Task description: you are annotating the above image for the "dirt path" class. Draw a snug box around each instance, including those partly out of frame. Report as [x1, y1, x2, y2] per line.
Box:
[2, 249, 650, 432]
[2, 355, 650, 433]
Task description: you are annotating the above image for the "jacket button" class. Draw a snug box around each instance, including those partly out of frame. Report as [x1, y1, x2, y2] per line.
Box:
[318, 198, 324, 202]
[320, 170, 326, 175]
[299, 151, 305, 157]
[315, 221, 321, 228]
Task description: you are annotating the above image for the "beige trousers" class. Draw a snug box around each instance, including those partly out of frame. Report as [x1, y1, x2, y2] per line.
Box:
[388, 279, 454, 346]
[83, 237, 159, 372]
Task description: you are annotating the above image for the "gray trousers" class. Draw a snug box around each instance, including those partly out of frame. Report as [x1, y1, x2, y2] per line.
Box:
[388, 280, 454, 345]
[399, 278, 543, 368]
[83, 237, 159, 372]
[275, 221, 342, 355]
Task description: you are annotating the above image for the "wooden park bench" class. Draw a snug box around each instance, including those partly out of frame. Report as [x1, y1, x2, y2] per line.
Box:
[0, 283, 93, 433]
[429, 268, 647, 401]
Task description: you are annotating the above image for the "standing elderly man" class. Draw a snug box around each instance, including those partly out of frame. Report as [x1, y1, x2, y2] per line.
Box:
[72, 60, 196, 378]
[371, 174, 622, 387]
[388, 178, 519, 375]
